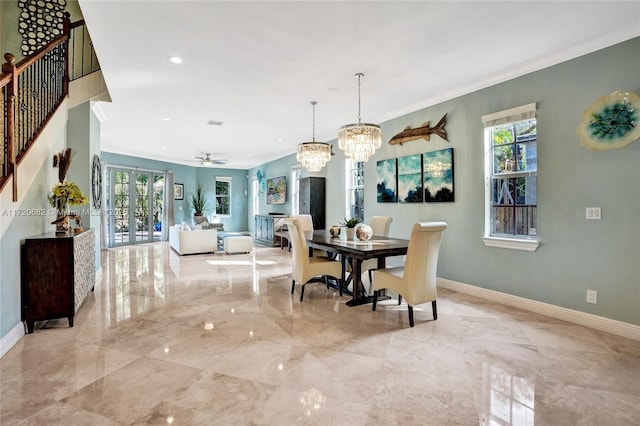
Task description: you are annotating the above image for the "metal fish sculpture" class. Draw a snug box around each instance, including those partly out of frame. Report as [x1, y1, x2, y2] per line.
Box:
[388, 113, 448, 145]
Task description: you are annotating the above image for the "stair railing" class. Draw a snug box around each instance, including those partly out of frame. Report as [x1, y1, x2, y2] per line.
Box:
[69, 19, 101, 81]
[1, 14, 100, 200]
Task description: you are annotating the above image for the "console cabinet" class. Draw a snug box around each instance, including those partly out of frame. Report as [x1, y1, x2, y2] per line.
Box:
[299, 177, 325, 229]
[254, 214, 287, 246]
[22, 229, 95, 333]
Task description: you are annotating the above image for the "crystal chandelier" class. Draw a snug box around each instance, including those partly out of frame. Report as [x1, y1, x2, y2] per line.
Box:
[338, 73, 381, 162]
[296, 101, 332, 172]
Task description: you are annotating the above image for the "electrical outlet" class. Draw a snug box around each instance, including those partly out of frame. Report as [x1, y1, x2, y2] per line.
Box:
[586, 207, 601, 220]
[586, 289, 598, 304]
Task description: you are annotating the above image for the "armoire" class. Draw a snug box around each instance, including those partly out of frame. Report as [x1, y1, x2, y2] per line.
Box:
[299, 177, 325, 230]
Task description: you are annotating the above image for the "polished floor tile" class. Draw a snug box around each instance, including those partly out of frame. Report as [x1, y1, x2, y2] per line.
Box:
[1, 242, 639, 425]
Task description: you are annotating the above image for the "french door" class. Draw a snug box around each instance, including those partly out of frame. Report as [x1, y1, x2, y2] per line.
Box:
[107, 168, 164, 246]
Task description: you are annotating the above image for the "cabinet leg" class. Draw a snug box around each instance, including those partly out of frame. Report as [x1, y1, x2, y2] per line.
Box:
[68, 316, 74, 327]
[26, 321, 35, 334]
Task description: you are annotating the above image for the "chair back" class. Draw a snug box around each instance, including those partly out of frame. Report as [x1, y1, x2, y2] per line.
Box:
[285, 218, 309, 282]
[369, 216, 393, 237]
[403, 222, 448, 303]
[290, 214, 314, 232]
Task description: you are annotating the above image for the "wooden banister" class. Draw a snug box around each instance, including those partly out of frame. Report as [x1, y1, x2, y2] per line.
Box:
[0, 13, 74, 200]
[2, 53, 17, 201]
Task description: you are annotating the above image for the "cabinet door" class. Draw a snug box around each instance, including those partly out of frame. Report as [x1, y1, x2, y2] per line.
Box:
[266, 217, 274, 240]
[24, 239, 74, 320]
[299, 178, 310, 215]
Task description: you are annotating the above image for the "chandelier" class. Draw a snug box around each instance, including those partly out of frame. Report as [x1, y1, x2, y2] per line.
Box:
[338, 73, 382, 162]
[296, 101, 332, 172]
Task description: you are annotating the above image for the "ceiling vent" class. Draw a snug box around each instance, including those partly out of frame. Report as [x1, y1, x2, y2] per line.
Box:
[207, 120, 224, 126]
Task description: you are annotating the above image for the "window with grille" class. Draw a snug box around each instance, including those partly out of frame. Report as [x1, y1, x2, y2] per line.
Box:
[345, 159, 364, 221]
[215, 177, 231, 217]
[483, 104, 539, 251]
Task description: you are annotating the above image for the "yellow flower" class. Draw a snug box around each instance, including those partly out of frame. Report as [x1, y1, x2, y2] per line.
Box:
[48, 181, 88, 208]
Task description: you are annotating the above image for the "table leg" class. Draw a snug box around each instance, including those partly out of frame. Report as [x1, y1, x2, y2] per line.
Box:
[346, 257, 391, 307]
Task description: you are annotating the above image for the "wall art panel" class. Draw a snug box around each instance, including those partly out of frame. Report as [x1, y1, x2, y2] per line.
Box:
[423, 148, 454, 202]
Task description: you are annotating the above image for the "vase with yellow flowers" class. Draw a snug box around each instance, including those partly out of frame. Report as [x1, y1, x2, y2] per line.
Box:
[48, 148, 88, 234]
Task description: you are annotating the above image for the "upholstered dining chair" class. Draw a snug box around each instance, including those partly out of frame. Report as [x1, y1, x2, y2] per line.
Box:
[290, 214, 329, 258]
[290, 214, 314, 232]
[286, 218, 343, 301]
[361, 216, 393, 284]
[372, 221, 447, 327]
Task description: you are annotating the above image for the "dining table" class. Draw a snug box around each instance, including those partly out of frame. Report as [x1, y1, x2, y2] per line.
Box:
[305, 230, 410, 307]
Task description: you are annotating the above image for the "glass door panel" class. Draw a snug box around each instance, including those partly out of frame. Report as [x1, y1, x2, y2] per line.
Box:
[108, 169, 165, 246]
[110, 169, 130, 246]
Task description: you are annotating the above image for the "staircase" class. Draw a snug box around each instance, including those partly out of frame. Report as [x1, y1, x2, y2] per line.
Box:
[0, 14, 101, 201]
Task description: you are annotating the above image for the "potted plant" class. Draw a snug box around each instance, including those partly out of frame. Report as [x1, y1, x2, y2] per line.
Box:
[189, 183, 211, 219]
[339, 217, 362, 240]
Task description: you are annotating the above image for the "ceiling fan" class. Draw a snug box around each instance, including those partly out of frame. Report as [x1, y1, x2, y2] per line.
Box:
[191, 153, 228, 166]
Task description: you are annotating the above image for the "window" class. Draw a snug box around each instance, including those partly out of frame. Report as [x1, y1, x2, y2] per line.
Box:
[291, 165, 301, 215]
[215, 177, 231, 217]
[252, 177, 259, 216]
[345, 159, 364, 220]
[482, 103, 539, 251]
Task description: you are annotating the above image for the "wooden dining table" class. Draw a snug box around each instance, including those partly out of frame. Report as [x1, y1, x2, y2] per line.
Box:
[305, 230, 410, 306]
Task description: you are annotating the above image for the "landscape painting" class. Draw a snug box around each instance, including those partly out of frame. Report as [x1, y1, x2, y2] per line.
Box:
[376, 158, 397, 202]
[397, 154, 423, 203]
[423, 148, 454, 202]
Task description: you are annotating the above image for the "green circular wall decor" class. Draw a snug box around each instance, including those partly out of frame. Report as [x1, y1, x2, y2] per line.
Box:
[577, 91, 640, 151]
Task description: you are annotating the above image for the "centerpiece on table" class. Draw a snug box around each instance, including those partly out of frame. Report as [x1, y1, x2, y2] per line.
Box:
[48, 148, 88, 234]
[339, 217, 362, 240]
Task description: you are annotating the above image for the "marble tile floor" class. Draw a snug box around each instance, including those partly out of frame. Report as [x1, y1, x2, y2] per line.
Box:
[1, 242, 639, 425]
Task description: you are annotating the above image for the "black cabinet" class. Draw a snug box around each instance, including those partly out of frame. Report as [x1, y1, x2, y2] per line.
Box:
[21, 229, 95, 333]
[299, 177, 325, 229]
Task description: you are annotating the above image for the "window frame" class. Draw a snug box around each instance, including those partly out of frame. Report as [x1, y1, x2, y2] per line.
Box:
[291, 165, 301, 215]
[345, 158, 365, 221]
[215, 176, 232, 217]
[482, 104, 540, 252]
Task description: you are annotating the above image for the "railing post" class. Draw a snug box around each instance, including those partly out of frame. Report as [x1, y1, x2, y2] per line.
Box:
[2, 53, 18, 201]
[63, 12, 71, 98]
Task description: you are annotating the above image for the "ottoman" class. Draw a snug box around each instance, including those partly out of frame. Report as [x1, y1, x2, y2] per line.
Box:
[224, 236, 253, 254]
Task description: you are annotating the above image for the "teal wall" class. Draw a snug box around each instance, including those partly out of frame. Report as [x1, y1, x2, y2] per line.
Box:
[252, 38, 640, 326]
[67, 101, 101, 269]
[0, 118, 67, 338]
[100, 152, 250, 232]
[247, 154, 328, 233]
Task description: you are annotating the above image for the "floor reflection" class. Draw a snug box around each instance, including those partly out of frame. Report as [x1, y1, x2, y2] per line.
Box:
[481, 363, 535, 426]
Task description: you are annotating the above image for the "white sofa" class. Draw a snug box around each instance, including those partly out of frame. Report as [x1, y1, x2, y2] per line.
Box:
[169, 224, 218, 255]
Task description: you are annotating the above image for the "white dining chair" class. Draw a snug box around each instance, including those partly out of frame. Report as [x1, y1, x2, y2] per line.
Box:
[372, 221, 447, 327]
[290, 214, 329, 258]
[361, 216, 393, 284]
[286, 218, 343, 301]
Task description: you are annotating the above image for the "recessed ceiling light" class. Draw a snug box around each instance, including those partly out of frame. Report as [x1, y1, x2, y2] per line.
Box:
[161, 147, 168, 151]
[162, 118, 171, 121]
[277, 139, 283, 143]
[168, 56, 183, 64]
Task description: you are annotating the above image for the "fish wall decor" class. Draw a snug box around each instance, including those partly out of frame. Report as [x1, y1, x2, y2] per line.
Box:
[388, 113, 448, 145]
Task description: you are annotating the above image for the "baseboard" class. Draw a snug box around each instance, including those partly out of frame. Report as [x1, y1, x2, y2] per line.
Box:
[0, 322, 25, 359]
[438, 278, 640, 341]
